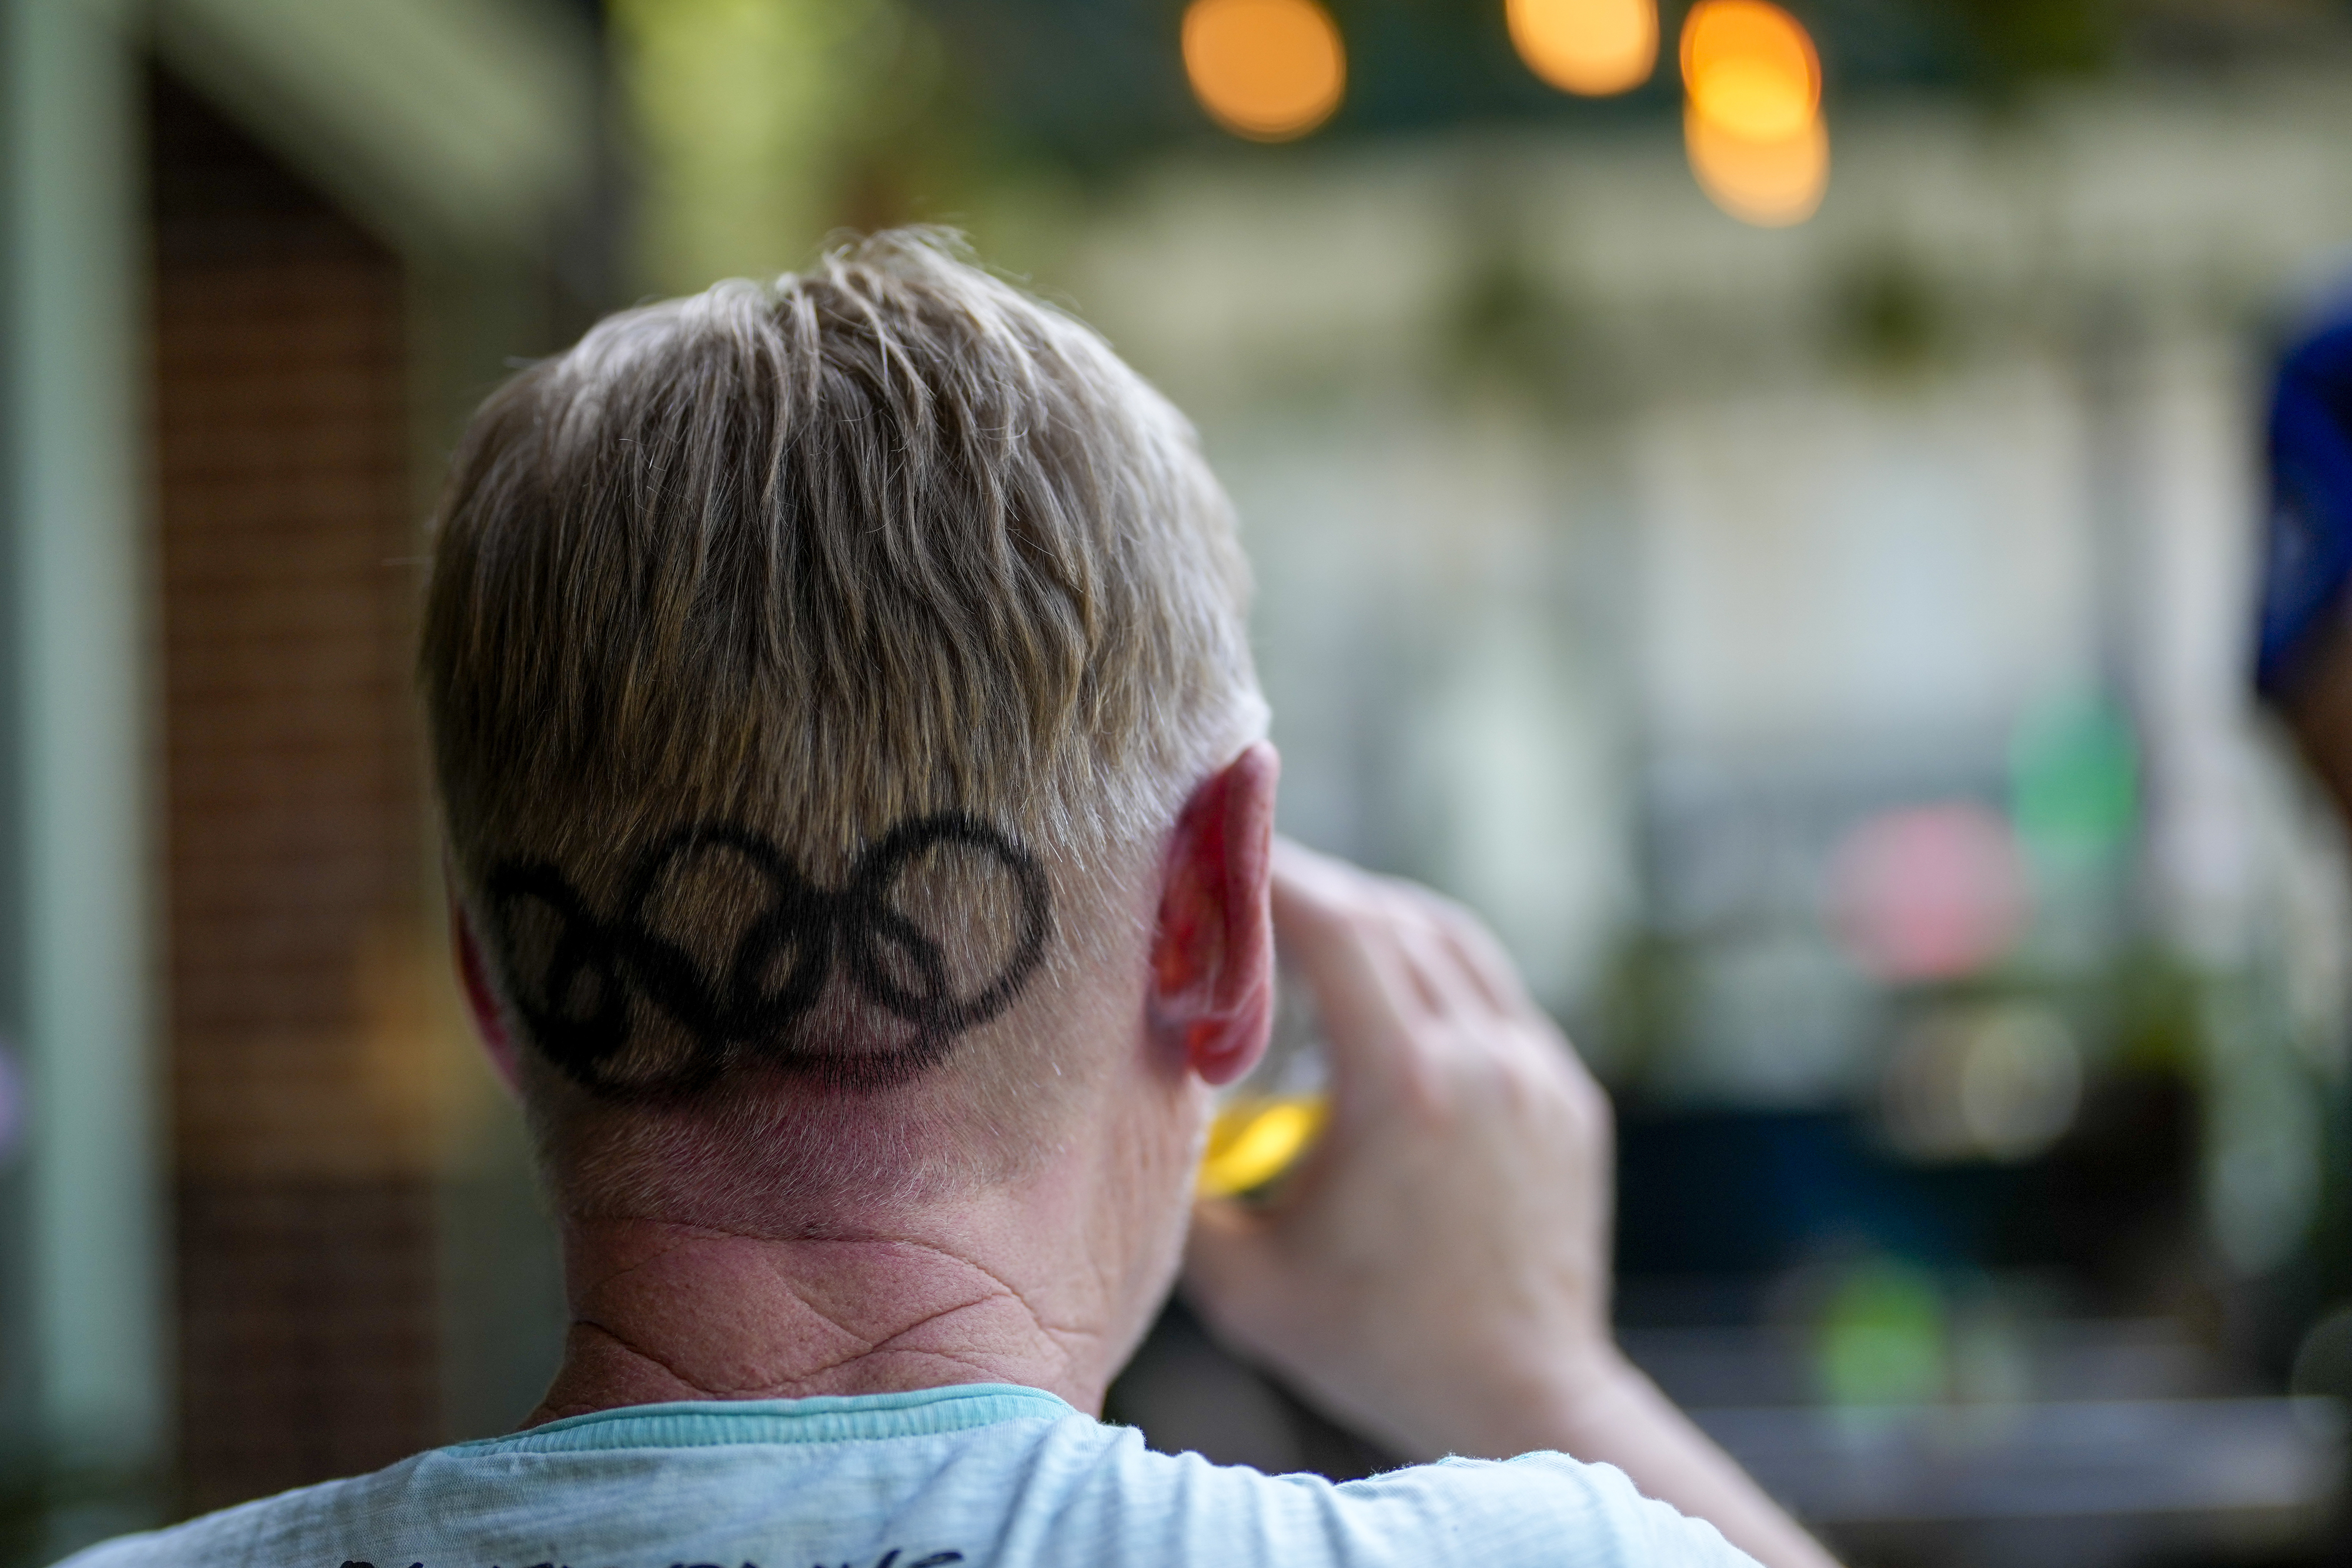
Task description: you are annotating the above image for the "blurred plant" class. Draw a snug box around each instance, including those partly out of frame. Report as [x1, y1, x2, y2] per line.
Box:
[612, 0, 933, 291]
[2009, 690, 2138, 873]
[2009, 688, 2140, 969]
[2105, 940, 2202, 1074]
[1939, 0, 2114, 96]
[1586, 927, 1697, 1085]
[1438, 240, 1616, 416]
[1815, 1254, 1947, 1406]
[1833, 251, 1950, 377]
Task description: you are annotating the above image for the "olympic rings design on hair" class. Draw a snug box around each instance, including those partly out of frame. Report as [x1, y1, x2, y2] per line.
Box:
[481, 814, 1053, 1098]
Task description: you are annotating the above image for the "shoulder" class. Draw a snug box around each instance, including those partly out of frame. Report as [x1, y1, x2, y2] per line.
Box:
[1035, 1426, 1759, 1568]
[45, 1459, 420, 1568]
[1331, 1452, 1759, 1566]
[45, 1421, 1758, 1568]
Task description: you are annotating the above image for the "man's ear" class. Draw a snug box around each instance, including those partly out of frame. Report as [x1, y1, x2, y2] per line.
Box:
[1150, 741, 1279, 1086]
[452, 900, 524, 1099]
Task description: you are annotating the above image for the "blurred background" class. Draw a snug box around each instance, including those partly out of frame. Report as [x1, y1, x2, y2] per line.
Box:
[6, 0, 2352, 1563]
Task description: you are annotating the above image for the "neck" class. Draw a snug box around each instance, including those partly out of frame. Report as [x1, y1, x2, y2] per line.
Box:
[525, 1007, 1210, 1429]
[525, 1156, 1156, 1428]
[536, 1194, 1120, 1429]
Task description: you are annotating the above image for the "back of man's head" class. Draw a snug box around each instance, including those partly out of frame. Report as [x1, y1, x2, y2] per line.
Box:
[421, 231, 1264, 1215]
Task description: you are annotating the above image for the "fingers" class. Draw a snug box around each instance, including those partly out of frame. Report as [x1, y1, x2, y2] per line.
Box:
[1272, 840, 1589, 1107]
[1354, 896, 1474, 1035]
[1421, 894, 1535, 1018]
[1274, 839, 1519, 1028]
[1269, 841, 1424, 1074]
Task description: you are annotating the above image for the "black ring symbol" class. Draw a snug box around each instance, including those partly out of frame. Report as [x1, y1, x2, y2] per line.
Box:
[482, 813, 1053, 1098]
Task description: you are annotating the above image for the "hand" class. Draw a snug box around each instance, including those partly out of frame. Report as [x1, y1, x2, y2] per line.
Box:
[1183, 837, 1622, 1462]
[1183, 840, 1839, 1568]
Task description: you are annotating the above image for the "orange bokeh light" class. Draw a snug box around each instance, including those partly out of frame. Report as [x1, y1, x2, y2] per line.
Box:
[1508, 0, 1658, 97]
[1678, 0, 1827, 225]
[1682, 0, 1819, 138]
[1182, 0, 1346, 143]
[1683, 103, 1827, 225]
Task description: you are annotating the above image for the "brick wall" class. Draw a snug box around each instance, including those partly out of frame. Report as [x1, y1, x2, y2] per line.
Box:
[150, 69, 450, 1514]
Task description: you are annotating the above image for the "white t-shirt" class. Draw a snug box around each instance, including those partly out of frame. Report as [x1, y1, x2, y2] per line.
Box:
[56, 1383, 1759, 1568]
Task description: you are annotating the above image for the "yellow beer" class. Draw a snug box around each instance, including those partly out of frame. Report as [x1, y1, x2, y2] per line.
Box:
[1197, 1094, 1329, 1198]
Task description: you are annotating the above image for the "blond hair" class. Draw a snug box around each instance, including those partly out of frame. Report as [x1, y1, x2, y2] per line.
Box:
[420, 232, 1261, 1169]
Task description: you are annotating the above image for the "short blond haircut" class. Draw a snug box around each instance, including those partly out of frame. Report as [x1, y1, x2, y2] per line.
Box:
[420, 232, 1261, 1153]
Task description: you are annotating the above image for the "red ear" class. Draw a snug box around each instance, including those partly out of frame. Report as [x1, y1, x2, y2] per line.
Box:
[453, 903, 523, 1098]
[1151, 743, 1279, 1086]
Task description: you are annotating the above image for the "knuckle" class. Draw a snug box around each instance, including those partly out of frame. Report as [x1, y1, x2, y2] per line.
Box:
[1488, 1049, 1557, 1116]
[1393, 1044, 1461, 1125]
[1419, 888, 1492, 945]
[1422, 890, 1485, 935]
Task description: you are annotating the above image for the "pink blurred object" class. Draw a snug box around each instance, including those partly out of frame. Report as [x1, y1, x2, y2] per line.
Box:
[1827, 803, 2029, 982]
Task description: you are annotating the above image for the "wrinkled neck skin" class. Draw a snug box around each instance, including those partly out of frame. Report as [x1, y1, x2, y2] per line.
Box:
[525, 1054, 1207, 1428]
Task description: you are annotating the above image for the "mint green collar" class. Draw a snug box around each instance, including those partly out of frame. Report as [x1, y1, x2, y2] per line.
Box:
[448, 1385, 1077, 1455]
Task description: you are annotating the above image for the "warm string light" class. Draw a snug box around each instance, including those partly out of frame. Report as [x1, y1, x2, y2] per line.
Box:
[1683, 0, 1819, 136]
[1182, 0, 1347, 143]
[1679, 0, 1828, 225]
[1181, 0, 1830, 228]
[1506, 0, 1658, 97]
